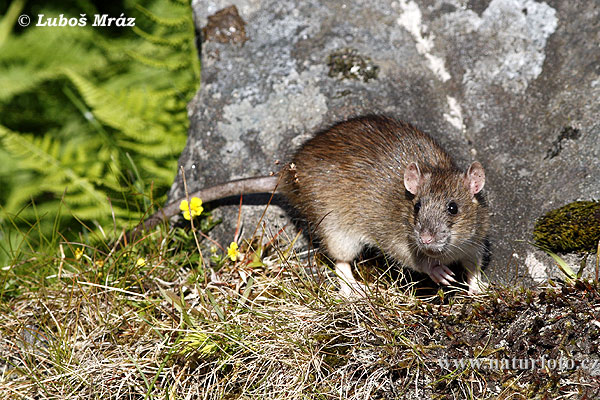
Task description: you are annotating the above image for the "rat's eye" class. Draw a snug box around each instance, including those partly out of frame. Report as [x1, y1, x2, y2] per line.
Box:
[414, 200, 421, 214]
[447, 201, 458, 215]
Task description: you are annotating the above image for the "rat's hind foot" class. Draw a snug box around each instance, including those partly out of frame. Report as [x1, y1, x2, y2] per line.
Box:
[335, 261, 368, 298]
[466, 269, 488, 295]
[338, 279, 369, 298]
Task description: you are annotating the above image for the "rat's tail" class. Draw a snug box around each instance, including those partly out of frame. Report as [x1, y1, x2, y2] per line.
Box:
[188, 175, 280, 203]
[126, 175, 281, 245]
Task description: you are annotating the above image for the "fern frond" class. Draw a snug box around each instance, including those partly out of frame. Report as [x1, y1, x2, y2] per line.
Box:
[65, 70, 175, 145]
[117, 136, 187, 158]
[0, 0, 198, 245]
[135, 4, 190, 27]
[138, 158, 178, 184]
[131, 26, 190, 47]
[0, 125, 111, 215]
[126, 50, 189, 71]
[0, 28, 105, 101]
[2, 175, 46, 212]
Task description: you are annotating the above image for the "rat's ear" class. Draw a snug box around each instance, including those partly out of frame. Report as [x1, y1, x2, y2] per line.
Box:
[464, 161, 485, 196]
[404, 162, 422, 195]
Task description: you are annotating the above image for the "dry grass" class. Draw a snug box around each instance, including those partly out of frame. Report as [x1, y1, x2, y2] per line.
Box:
[0, 222, 599, 399]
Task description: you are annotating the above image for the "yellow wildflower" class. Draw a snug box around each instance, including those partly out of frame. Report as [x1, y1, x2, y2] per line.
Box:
[136, 257, 146, 267]
[74, 248, 83, 261]
[227, 242, 240, 262]
[179, 197, 204, 220]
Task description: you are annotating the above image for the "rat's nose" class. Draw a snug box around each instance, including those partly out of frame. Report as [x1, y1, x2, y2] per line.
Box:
[420, 232, 435, 244]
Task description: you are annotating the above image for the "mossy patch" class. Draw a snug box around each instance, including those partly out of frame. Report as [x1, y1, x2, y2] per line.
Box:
[533, 200, 600, 253]
[327, 48, 379, 82]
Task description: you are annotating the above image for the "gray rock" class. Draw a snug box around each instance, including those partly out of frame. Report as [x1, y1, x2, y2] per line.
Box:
[169, 0, 600, 288]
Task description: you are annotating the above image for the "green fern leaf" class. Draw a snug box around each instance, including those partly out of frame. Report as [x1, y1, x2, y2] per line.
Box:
[0, 0, 199, 244]
[126, 50, 189, 71]
[65, 70, 168, 143]
[138, 158, 179, 184]
[117, 137, 186, 158]
[131, 26, 190, 47]
[0, 28, 106, 101]
[0, 125, 111, 215]
[135, 4, 190, 27]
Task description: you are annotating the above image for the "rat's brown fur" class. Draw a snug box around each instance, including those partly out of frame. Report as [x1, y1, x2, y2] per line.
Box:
[280, 115, 490, 294]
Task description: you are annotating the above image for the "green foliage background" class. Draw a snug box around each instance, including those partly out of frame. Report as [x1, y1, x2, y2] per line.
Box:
[0, 0, 199, 267]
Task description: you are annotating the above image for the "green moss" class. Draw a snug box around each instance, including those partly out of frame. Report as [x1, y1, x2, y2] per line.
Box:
[533, 201, 600, 253]
[327, 48, 379, 82]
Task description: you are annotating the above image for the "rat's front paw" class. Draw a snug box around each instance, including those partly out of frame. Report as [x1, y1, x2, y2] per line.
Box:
[428, 264, 457, 286]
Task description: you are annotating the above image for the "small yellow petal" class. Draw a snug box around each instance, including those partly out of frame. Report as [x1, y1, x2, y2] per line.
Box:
[74, 248, 83, 261]
[227, 242, 240, 262]
[183, 210, 191, 220]
[190, 197, 202, 209]
[136, 257, 146, 267]
[190, 197, 203, 217]
[179, 200, 189, 212]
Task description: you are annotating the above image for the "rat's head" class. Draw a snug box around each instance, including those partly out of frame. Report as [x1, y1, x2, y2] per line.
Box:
[403, 161, 487, 260]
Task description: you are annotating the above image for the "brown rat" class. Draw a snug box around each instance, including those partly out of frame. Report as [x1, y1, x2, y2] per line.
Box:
[134, 115, 490, 295]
